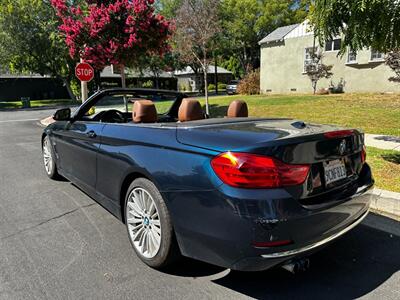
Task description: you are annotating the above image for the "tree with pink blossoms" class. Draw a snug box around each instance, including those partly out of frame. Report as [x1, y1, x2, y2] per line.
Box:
[51, 0, 173, 90]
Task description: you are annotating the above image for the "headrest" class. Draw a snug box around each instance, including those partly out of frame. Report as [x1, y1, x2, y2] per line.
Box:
[178, 99, 204, 122]
[227, 100, 248, 118]
[132, 100, 157, 123]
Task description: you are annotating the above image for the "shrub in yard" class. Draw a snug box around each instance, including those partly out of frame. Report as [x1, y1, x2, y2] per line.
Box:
[142, 80, 153, 88]
[208, 83, 216, 91]
[218, 82, 227, 90]
[329, 78, 346, 94]
[179, 83, 191, 92]
[237, 69, 260, 95]
[316, 88, 329, 95]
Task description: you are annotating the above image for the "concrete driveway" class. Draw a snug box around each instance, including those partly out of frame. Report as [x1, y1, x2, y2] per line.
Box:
[0, 109, 399, 300]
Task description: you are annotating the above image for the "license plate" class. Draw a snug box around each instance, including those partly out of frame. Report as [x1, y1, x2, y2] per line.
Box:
[324, 159, 347, 185]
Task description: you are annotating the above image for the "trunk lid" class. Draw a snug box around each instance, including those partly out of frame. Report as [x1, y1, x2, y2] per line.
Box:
[176, 118, 364, 160]
[176, 118, 367, 205]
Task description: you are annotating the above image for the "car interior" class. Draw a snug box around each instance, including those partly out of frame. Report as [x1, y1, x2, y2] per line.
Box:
[77, 91, 249, 124]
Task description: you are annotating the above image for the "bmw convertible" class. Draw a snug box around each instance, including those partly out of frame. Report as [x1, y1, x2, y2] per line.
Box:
[42, 88, 374, 272]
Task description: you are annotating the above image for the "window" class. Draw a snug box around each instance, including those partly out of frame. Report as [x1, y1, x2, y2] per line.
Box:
[347, 49, 357, 63]
[371, 49, 384, 61]
[304, 47, 317, 72]
[325, 38, 342, 51]
[78, 92, 177, 122]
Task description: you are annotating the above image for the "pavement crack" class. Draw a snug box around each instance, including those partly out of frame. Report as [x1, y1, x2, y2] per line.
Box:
[0, 202, 96, 241]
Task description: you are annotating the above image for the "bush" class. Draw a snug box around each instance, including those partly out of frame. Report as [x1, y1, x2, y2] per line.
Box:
[237, 69, 260, 95]
[218, 82, 227, 90]
[329, 78, 346, 94]
[208, 83, 216, 91]
[142, 80, 153, 88]
[179, 83, 191, 92]
[316, 88, 329, 95]
[208, 82, 227, 91]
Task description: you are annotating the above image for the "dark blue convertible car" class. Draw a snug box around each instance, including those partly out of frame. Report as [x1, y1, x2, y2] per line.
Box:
[42, 88, 374, 272]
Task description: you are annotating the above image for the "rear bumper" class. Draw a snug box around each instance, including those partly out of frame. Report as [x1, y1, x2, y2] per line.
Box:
[162, 167, 374, 271]
[261, 208, 369, 259]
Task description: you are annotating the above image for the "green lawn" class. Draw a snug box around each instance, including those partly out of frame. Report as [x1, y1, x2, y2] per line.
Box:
[201, 93, 400, 136]
[0, 99, 77, 109]
[367, 147, 400, 192]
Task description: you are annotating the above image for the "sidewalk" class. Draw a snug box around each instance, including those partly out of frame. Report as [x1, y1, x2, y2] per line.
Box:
[365, 134, 400, 151]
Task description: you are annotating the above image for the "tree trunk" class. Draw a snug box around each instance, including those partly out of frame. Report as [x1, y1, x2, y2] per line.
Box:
[313, 80, 317, 94]
[214, 56, 218, 95]
[120, 65, 128, 113]
[62, 78, 76, 102]
[204, 63, 209, 116]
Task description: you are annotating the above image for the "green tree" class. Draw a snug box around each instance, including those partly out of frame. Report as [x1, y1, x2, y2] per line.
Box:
[0, 0, 78, 100]
[311, 0, 400, 53]
[220, 0, 308, 75]
[156, 0, 183, 18]
[386, 52, 400, 83]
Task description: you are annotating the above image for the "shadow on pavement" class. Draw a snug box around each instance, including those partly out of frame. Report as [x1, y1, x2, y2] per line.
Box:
[162, 257, 226, 277]
[214, 224, 400, 299]
[166, 218, 400, 299]
[375, 135, 400, 143]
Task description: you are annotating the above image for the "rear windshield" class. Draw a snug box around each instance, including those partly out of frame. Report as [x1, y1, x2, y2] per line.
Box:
[229, 80, 239, 85]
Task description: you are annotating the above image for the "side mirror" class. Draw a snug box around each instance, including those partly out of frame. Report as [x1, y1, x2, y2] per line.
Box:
[53, 108, 71, 121]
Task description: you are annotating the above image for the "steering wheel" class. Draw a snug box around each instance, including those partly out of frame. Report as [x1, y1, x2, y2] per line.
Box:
[100, 109, 125, 123]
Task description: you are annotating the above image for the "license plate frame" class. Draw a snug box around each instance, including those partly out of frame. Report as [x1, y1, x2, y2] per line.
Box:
[323, 159, 347, 185]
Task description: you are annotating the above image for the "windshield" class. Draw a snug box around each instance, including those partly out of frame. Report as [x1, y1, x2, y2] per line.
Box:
[83, 92, 176, 117]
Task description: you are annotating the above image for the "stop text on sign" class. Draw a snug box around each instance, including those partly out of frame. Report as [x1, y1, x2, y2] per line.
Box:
[75, 62, 94, 82]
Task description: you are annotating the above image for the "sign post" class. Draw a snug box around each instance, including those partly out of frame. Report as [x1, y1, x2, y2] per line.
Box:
[75, 61, 94, 102]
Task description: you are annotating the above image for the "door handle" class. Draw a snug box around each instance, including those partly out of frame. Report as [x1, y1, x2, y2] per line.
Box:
[86, 130, 97, 138]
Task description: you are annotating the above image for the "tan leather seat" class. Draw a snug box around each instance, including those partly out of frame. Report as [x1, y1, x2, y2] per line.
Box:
[178, 99, 204, 122]
[132, 100, 157, 123]
[227, 100, 248, 118]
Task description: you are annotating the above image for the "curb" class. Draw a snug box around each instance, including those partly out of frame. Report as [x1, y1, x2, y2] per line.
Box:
[370, 188, 400, 221]
[39, 116, 55, 127]
[0, 104, 79, 112]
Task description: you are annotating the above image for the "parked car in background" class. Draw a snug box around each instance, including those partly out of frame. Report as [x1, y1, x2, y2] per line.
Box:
[42, 88, 373, 272]
[227, 80, 240, 95]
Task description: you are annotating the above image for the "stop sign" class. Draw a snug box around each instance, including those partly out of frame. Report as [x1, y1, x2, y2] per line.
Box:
[75, 62, 94, 82]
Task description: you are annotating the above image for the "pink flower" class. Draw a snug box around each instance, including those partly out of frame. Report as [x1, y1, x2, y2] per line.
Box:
[51, 0, 173, 69]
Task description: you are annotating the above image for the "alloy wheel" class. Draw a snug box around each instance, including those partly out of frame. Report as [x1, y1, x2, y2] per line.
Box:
[126, 188, 162, 259]
[43, 138, 53, 175]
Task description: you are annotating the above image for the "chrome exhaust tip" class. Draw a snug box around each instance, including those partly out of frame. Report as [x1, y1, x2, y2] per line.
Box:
[282, 258, 310, 274]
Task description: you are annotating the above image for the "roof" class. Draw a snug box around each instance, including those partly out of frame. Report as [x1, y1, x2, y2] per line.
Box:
[0, 73, 48, 79]
[258, 24, 300, 45]
[100, 66, 173, 78]
[174, 65, 232, 76]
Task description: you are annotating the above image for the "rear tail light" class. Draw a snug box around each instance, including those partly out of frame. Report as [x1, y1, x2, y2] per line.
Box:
[361, 145, 367, 163]
[324, 130, 354, 139]
[210, 152, 310, 189]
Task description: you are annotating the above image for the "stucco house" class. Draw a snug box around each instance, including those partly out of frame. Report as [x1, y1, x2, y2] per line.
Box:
[259, 20, 400, 94]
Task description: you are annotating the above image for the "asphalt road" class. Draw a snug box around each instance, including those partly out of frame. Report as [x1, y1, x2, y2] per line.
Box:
[0, 109, 399, 300]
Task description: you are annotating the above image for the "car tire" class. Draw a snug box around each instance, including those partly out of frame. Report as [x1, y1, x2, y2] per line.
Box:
[125, 178, 180, 269]
[42, 135, 60, 180]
